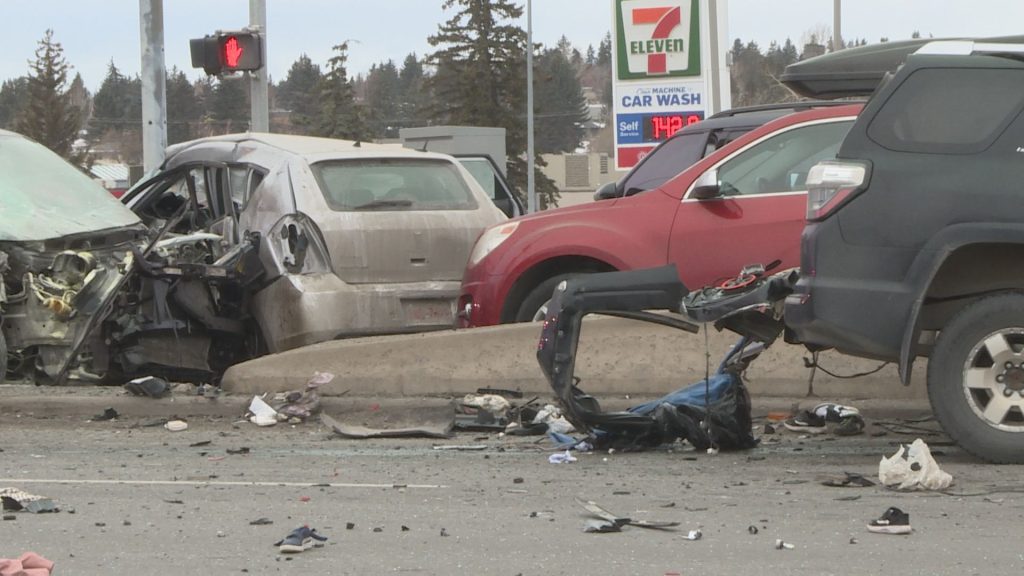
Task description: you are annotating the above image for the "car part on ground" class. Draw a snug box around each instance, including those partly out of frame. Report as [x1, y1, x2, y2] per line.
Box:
[459, 105, 860, 328]
[535, 263, 796, 451]
[784, 40, 1024, 463]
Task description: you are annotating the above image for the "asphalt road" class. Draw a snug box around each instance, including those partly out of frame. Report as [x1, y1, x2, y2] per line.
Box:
[2, 402, 1023, 575]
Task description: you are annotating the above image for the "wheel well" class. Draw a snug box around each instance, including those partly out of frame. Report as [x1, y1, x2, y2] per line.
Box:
[499, 256, 617, 323]
[920, 243, 1024, 332]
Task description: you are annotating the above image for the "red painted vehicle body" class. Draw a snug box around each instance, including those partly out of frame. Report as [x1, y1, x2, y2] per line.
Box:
[458, 104, 863, 327]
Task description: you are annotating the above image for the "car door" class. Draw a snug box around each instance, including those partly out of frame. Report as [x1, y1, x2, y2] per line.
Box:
[668, 117, 856, 289]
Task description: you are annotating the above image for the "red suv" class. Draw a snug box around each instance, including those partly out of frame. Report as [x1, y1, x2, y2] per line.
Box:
[458, 104, 862, 327]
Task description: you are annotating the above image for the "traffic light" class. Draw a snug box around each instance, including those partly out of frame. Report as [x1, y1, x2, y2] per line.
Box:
[190, 31, 263, 76]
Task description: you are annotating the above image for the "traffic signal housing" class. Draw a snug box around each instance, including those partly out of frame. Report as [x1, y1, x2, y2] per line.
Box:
[190, 31, 263, 76]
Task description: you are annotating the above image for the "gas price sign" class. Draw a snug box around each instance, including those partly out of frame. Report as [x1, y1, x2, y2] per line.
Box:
[645, 112, 703, 140]
[614, 80, 705, 169]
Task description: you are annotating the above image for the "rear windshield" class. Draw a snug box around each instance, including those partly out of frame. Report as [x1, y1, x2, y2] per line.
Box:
[867, 67, 1024, 154]
[312, 158, 478, 211]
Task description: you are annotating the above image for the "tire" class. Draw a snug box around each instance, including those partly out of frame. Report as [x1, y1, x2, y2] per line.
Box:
[928, 291, 1024, 463]
[514, 273, 588, 323]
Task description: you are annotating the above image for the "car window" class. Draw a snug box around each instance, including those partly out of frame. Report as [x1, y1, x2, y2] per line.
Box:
[621, 131, 707, 195]
[867, 67, 1024, 154]
[312, 158, 478, 211]
[457, 158, 498, 199]
[715, 120, 854, 196]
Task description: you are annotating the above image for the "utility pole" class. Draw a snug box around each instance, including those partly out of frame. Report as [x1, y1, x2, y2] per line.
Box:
[139, 0, 167, 172]
[249, 0, 269, 132]
[526, 0, 536, 213]
[833, 0, 843, 51]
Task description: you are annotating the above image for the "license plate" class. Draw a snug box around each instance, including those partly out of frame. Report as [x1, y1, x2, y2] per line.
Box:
[402, 299, 455, 326]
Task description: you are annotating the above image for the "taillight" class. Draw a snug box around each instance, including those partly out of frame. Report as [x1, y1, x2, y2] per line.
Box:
[805, 160, 867, 221]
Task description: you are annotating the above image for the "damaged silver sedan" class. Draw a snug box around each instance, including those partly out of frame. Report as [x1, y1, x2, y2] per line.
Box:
[117, 133, 506, 382]
[0, 129, 147, 383]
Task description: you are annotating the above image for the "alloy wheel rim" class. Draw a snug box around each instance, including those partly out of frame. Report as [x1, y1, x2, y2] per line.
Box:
[963, 328, 1024, 432]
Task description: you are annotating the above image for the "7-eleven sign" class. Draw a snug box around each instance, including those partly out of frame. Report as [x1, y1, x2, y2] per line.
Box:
[615, 0, 700, 79]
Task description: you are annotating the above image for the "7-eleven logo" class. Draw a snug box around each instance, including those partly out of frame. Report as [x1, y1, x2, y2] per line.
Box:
[616, 0, 698, 79]
[632, 5, 681, 74]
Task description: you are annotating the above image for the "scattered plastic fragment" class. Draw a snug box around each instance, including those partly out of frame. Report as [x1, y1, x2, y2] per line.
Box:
[91, 408, 118, 421]
[583, 519, 620, 533]
[685, 530, 702, 541]
[248, 396, 278, 427]
[748, 525, 759, 535]
[548, 450, 577, 464]
[775, 539, 794, 550]
[124, 376, 170, 398]
[164, 420, 188, 432]
[250, 518, 274, 526]
[878, 439, 953, 491]
[277, 372, 330, 420]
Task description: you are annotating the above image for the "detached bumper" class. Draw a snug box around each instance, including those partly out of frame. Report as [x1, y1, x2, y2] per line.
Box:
[253, 273, 460, 353]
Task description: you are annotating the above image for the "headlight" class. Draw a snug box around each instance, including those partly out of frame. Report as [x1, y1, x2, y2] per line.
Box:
[469, 222, 519, 266]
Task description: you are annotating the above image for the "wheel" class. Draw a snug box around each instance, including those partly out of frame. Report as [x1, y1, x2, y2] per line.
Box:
[515, 273, 588, 323]
[928, 291, 1024, 463]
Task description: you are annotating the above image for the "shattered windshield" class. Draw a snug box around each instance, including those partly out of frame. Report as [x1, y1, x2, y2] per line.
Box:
[0, 133, 141, 242]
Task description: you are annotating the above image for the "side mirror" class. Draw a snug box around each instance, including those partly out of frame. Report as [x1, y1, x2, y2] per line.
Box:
[593, 181, 621, 201]
[690, 170, 721, 200]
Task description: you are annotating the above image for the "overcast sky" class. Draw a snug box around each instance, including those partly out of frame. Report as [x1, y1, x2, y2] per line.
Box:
[2, 0, 1024, 92]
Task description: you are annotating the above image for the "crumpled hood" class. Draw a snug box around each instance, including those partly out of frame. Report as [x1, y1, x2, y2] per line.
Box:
[0, 131, 141, 242]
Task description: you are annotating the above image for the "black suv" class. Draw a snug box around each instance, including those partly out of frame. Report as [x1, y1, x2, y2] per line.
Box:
[785, 40, 1024, 462]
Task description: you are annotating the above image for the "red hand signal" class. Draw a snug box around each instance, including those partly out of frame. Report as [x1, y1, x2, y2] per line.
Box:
[223, 36, 244, 68]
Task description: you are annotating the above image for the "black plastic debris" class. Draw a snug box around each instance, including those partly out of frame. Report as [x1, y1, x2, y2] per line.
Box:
[250, 518, 274, 525]
[124, 376, 170, 398]
[91, 408, 118, 421]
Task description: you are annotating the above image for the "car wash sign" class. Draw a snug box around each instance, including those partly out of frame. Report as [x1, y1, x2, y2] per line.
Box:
[613, 0, 704, 170]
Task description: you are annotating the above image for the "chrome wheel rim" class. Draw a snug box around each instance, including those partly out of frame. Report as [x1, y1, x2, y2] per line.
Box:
[531, 300, 550, 322]
[963, 328, 1024, 432]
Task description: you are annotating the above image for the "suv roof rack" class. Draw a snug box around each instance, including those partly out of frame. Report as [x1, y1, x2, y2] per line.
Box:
[708, 100, 861, 118]
[916, 40, 1024, 56]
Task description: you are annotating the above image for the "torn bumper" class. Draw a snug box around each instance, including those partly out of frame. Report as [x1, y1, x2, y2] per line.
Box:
[252, 273, 460, 353]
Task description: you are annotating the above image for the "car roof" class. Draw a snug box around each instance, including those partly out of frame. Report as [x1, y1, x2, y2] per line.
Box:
[673, 101, 862, 134]
[162, 132, 455, 168]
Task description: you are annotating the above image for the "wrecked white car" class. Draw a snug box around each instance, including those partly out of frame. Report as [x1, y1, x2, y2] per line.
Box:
[0, 129, 147, 383]
[115, 133, 506, 381]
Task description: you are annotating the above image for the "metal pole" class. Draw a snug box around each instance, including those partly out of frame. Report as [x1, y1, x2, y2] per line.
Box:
[707, 0, 721, 115]
[833, 0, 842, 51]
[526, 0, 536, 213]
[249, 0, 270, 132]
[139, 0, 167, 172]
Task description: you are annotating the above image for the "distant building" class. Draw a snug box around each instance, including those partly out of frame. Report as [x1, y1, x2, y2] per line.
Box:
[90, 163, 129, 197]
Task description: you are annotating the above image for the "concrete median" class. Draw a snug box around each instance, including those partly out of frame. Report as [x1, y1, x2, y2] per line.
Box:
[221, 316, 928, 401]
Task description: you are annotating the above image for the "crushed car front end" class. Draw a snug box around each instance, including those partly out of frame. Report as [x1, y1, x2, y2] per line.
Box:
[0, 130, 147, 383]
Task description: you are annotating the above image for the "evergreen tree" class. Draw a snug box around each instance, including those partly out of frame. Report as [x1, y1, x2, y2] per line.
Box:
[17, 29, 81, 159]
[597, 32, 612, 66]
[585, 44, 597, 66]
[534, 47, 589, 153]
[427, 0, 558, 208]
[314, 41, 366, 141]
[364, 59, 401, 138]
[397, 53, 430, 129]
[208, 75, 249, 133]
[0, 77, 29, 130]
[166, 67, 200, 144]
[91, 62, 139, 132]
[277, 54, 322, 132]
